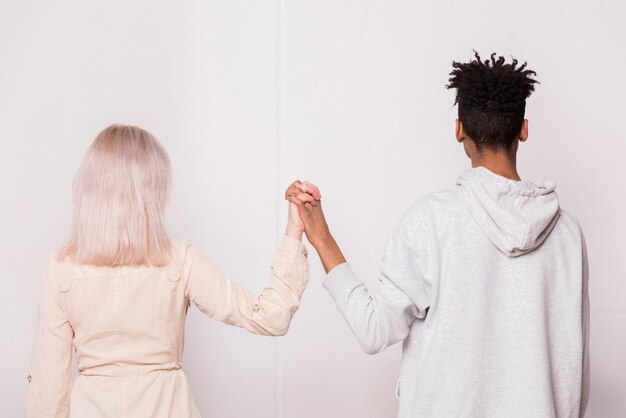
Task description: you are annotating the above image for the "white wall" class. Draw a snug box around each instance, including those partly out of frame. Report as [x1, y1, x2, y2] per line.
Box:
[1, 1, 625, 417]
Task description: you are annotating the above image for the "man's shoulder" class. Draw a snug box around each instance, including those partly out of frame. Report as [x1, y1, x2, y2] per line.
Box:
[394, 187, 462, 234]
[558, 208, 580, 224]
[555, 208, 584, 237]
[404, 186, 462, 218]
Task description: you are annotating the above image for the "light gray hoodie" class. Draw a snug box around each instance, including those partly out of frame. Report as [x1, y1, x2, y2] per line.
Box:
[324, 166, 589, 418]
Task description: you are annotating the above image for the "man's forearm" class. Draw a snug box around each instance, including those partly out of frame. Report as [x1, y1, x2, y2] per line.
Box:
[312, 235, 347, 273]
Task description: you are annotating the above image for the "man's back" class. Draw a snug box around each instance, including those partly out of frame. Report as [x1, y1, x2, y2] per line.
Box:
[399, 167, 588, 417]
[293, 52, 589, 418]
[323, 167, 589, 418]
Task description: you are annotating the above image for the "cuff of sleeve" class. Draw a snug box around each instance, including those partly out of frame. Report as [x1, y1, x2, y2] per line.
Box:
[322, 262, 360, 301]
[279, 235, 308, 258]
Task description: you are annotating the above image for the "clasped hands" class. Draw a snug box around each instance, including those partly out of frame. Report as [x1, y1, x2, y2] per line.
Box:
[284, 180, 346, 273]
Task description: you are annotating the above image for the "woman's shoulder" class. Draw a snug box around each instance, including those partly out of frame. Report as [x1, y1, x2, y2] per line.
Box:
[169, 239, 215, 267]
[47, 249, 77, 271]
[45, 240, 193, 276]
[169, 239, 201, 269]
[169, 238, 190, 249]
[169, 239, 191, 258]
[44, 250, 78, 292]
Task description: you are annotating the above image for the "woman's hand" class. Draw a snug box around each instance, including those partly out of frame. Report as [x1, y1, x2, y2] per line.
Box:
[285, 181, 346, 273]
[285, 180, 321, 240]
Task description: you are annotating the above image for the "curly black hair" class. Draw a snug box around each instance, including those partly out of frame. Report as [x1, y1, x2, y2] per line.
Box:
[446, 51, 539, 152]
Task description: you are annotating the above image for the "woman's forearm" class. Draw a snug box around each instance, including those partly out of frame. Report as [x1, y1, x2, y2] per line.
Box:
[285, 224, 303, 241]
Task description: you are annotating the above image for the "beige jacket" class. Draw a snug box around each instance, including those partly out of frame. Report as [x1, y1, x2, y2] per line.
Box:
[26, 236, 309, 418]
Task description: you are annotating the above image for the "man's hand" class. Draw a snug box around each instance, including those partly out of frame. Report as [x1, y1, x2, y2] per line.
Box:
[286, 198, 331, 247]
[285, 181, 346, 273]
[285, 180, 320, 240]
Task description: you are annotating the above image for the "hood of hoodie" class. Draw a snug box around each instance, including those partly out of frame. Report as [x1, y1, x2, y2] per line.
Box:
[456, 166, 560, 257]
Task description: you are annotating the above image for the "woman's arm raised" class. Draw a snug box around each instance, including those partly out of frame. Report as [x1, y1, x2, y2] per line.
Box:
[183, 182, 318, 336]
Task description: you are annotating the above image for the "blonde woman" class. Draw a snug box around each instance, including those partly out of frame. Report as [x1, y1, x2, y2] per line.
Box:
[25, 124, 319, 418]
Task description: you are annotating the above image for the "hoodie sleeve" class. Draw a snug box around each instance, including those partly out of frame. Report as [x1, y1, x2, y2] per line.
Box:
[184, 235, 309, 336]
[323, 217, 431, 354]
[579, 231, 590, 417]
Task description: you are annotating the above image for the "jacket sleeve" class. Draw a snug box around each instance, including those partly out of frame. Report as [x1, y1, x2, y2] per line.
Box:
[323, 223, 431, 354]
[26, 258, 73, 418]
[184, 235, 309, 336]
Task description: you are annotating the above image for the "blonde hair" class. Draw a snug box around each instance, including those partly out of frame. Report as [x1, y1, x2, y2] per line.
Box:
[58, 124, 172, 266]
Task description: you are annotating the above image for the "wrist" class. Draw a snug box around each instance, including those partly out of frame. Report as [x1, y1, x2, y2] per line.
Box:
[285, 224, 304, 241]
[311, 231, 335, 250]
[311, 233, 346, 273]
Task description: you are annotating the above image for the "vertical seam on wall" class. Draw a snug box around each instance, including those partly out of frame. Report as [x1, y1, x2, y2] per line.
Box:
[275, 0, 285, 417]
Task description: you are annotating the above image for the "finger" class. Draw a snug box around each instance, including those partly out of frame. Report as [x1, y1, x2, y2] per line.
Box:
[297, 193, 318, 206]
[288, 194, 304, 204]
[303, 181, 321, 200]
[306, 199, 322, 212]
[286, 180, 302, 195]
[297, 182, 318, 199]
[285, 180, 302, 200]
[287, 195, 308, 208]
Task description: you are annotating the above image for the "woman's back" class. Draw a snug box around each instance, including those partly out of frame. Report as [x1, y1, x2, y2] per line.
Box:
[26, 125, 311, 418]
[28, 237, 309, 418]
[54, 240, 188, 377]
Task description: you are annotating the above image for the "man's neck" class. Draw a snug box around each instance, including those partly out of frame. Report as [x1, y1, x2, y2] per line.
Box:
[471, 151, 520, 181]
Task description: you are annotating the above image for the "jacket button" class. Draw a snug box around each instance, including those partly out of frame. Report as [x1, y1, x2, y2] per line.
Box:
[27, 374, 32, 383]
[253, 304, 260, 313]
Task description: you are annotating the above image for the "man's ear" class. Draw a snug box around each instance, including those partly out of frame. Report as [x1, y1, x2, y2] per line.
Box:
[455, 119, 464, 143]
[519, 119, 529, 142]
